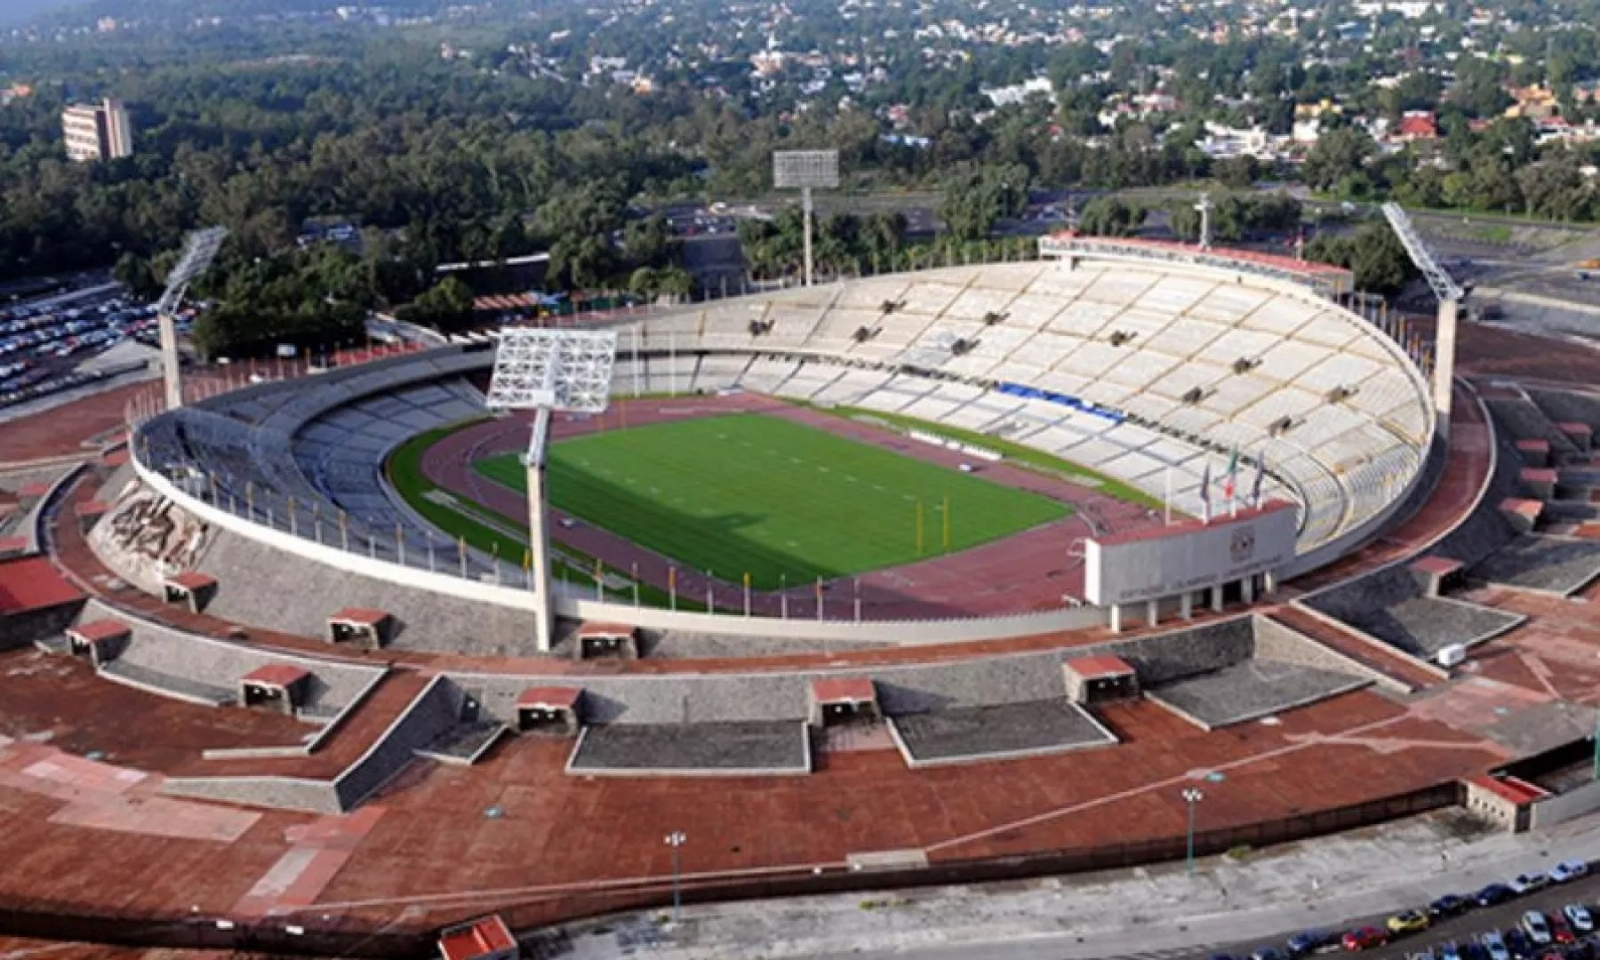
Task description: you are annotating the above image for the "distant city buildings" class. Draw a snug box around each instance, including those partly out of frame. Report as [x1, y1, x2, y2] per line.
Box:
[61, 97, 133, 163]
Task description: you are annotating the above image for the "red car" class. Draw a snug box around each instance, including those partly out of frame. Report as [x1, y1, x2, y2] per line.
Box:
[1550, 917, 1576, 944]
[1342, 927, 1389, 951]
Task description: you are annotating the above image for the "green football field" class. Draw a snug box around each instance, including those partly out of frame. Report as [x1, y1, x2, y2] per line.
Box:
[472, 413, 1070, 589]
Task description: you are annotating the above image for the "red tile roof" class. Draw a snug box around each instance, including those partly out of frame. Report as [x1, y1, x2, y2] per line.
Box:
[1063, 654, 1136, 679]
[242, 663, 311, 688]
[516, 686, 583, 710]
[70, 619, 131, 643]
[166, 571, 217, 591]
[1500, 498, 1544, 519]
[810, 677, 876, 704]
[1397, 112, 1438, 138]
[577, 621, 637, 639]
[1409, 556, 1464, 577]
[1515, 438, 1550, 452]
[73, 499, 110, 517]
[1519, 468, 1559, 484]
[329, 607, 392, 626]
[1468, 774, 1547, 805]
[438, 915, 517, 960]
[1558, 421, 1594, 437]
[0, 556, 83, 615]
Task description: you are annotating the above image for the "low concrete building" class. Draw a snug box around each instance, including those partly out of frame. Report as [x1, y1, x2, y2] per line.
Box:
[1062, 654, 1138, 704]
[575, 621, 639, 660]
[437, 915, 518, 960]
[328, 606, 393, 649]
[807, 676, 880, 726]
[66, 619, 130, 666]
[163, 571, 217, 613]
[239, 664, 311, 715]
[516, 686, 583, 735]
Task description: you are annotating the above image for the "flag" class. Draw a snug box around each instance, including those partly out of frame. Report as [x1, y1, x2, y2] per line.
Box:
[1198, 460, 1212, 523]
[1222, 448, 1239, 504]
[1250, 452, 1266, 508]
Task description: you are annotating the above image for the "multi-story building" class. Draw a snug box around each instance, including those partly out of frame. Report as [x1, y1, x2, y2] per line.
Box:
[61, 98, 133, 163]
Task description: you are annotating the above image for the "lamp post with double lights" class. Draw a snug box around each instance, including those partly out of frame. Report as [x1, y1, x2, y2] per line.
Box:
[1182, 787, 1204, 877]
[664, 830, 687, 924]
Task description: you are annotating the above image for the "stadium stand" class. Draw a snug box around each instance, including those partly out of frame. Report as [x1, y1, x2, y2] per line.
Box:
[66, 598, 388, 718]
[889, 700, 1116, 767]
[566, 721, 811, 776]
[1147, 660, 1369, 730]
[1301, 565, 1524, 661]
[1468, 536, 1600, 596]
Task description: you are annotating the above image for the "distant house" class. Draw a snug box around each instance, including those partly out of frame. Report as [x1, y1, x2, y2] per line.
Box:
[1396, 110, 1438, 141]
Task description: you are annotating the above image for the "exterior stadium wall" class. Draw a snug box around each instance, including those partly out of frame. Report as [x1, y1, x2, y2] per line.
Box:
[129, 457, 1110, 644]
[124, 253, 1438, 646]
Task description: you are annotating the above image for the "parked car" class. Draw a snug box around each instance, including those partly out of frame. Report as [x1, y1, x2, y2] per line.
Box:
[1550, 861, 1590, 884]
[1526, 912, 1555, 946]
[1441, 943, 1463, 960]
[1251, 948, 1287, 960]
[1483, 929, 1511, 960]
[1288, 931, 1335, 955]
[1478, 884, 1519, 907]
[1514, 874, 1554, 895]
[1505, 927, 1533, 958]
[1388, 909, 1432, 935]
[1568, 906, 1596, 934]
[1433, 894, 1474, 919]
[1553, 918, 1577, 945]
[1343, 927, 1389, 951]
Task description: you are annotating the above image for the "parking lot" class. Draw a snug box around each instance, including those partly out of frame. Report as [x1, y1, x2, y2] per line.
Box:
[1207, 862, 1600, 960]
[0, 282, 158, 410]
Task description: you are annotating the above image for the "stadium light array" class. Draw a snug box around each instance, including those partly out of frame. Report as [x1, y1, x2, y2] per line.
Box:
[486, 327, 618, 651]
[155, 226, 227, 412]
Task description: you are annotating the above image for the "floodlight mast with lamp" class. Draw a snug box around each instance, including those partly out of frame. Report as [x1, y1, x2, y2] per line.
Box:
[485, 328, 618, 652]
[156, 226, 228, 412]
[1381, 202, 1461, 439]
[773, 150, 839, 288]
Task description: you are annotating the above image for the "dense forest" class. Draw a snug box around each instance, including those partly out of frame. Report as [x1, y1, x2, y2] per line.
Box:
[3, 0, 1599, 353]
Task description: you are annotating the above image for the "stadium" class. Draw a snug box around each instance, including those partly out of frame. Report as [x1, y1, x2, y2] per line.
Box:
[3, 231, 1600, 956]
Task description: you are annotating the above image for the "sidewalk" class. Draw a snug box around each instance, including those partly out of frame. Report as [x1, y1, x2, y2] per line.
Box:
[546, 810, 1600, 959]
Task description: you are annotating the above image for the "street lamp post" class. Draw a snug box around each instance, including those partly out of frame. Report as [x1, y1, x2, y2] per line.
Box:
[664, 831, 687, 924]
[1182, 788, 1204, 877]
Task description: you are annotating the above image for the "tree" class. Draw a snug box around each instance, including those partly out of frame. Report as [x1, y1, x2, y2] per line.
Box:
[1304, 223, 1416, 294]
[1215, 155, 1259, 190]
[1076, 197, 1147, 237]
[395, 276, 475, 332]
[1303, 127, 1375, 193]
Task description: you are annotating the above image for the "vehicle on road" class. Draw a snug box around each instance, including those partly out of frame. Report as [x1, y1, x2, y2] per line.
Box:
[1287, 931, 1335, 955]
[1550, 861, 1590, 884]
[1342, 927, 1389, 951]
[1567, 905, 1595, 933]
[1433, 894, 1473, 919]
[1525, 911, 1555, 945]
[1387, 909, 1431, 935]
[1514, 874, 1554, 895]
[1478, 884, 1518, 907]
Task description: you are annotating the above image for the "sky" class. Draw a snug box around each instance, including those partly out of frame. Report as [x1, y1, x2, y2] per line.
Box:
[0, 0, 88, 26]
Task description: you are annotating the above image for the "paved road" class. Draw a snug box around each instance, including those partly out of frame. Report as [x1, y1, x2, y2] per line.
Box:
[1201, 872, 1600, 960]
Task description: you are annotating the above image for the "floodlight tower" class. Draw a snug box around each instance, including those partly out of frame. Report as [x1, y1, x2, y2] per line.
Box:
[155, 227, 228, 412]
[773, 150, 840, 287]
[485, 328, 618, 652]
[1194, 193, 1214, 251]
[1381, 202, 1463, 439]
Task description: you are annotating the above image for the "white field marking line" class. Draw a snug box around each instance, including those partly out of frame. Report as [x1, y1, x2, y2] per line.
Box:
[922, 713, 1412, 855]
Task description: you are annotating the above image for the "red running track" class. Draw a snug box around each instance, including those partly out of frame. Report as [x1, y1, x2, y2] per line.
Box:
[419, 395, 1165, 619]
